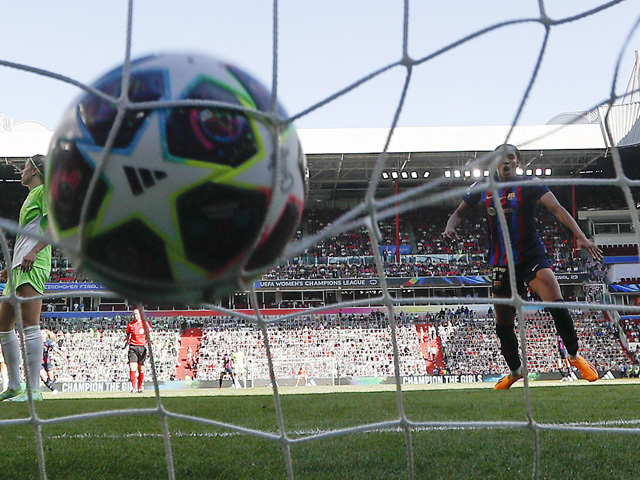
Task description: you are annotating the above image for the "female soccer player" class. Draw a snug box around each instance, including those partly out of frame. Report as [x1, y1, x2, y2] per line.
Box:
[218, 352, 235, 389]
[556, 335, 572, 382]
[295, 365, 309, 387]
[41, 328, 63, 394]
[443, 144, 602, 389]
[0, 154, 52, 401]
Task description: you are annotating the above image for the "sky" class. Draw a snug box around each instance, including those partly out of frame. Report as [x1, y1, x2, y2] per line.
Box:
[1, 0, 639, 132]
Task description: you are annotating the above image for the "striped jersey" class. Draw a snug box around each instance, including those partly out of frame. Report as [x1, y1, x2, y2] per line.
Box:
[463, 182, 550, 266]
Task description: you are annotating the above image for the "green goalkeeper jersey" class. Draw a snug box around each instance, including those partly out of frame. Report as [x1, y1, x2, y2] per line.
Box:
[12, 184, 51, 270]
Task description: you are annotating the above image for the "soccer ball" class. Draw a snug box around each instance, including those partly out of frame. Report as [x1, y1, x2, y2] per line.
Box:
[46, 53, 307, 305]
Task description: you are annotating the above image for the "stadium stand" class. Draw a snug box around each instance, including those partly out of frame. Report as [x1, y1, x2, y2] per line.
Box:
[0, 172, 635, 382]
[36, 310, 635, 385]
[0, 203, 605, 288]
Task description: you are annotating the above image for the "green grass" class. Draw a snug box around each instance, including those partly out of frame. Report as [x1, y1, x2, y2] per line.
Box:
[0, 383, 638, 479]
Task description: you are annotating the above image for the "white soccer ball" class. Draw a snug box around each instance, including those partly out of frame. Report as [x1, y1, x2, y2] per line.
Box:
[46, 53, 307, 305]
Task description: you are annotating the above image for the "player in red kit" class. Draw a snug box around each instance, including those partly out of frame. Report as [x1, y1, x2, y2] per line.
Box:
[125, 308, 152, 393]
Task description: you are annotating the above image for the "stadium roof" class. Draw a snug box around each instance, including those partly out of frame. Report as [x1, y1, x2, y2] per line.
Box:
[298, 123, 611, 203]
[1, 104, 639, 204]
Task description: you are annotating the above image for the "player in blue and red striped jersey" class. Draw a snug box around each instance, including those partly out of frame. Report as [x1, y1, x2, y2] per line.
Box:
[556, 335, 572, 382]
[444, 144, 603, 389]
[219, 352, 235, 389]
[41, 328, 62, 395]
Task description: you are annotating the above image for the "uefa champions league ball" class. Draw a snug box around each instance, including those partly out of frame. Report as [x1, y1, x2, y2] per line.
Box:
[46, 53, 307, 305]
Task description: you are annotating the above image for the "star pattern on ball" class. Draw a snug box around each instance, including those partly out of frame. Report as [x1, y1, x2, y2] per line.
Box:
[78, 113, 213, 247]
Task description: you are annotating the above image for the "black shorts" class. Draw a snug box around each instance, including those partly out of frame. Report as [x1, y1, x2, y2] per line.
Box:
[128, 345, 148, 364]
[491, 256, 551, 298]
[42, 360, 53, 372]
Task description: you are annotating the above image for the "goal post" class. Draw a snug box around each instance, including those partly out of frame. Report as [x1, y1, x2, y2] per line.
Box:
[248, 357, 336, 387]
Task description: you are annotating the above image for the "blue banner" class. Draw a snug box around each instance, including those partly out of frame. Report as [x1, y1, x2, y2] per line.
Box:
[379, 245, 412, 255]
[609, 284, 640, 292]
[0, 282, 108, 292]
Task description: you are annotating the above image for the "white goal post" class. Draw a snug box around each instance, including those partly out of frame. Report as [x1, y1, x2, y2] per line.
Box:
[248, 357, 336, 387]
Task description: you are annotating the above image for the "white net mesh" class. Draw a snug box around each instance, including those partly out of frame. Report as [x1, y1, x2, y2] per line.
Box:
[1, 1, 640, 479]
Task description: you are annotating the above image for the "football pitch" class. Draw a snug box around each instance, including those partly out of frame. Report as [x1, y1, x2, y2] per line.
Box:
[1, 380, 638, 479]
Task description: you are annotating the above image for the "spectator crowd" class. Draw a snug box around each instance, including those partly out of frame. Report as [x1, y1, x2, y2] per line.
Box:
[1, 205, 608, 285]
[33, 309, 636, 385]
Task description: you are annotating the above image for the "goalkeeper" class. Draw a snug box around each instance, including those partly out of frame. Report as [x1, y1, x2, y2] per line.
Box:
[444, 144, 603, 389]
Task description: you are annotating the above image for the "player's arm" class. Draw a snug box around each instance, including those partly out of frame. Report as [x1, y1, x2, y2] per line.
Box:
[539, 191, 603, 261]
[443, 200, 471, 240]
[21, 227, 50, 272]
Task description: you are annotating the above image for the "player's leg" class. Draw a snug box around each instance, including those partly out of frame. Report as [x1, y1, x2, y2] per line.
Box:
[564, 358, 575, 381]
[0, 300, 23, 398]
[41, 366, 52, 389]
[21, 286, 44, 395]
[47, 369, 56, 384]
[137, 347, 147, 392]
[3, 283, 44, 402]
[528, 268, 598, 382]
[129, 362, 139, 393]
[47, 368, 59, 394]
[491, 266, 524, 389]
[557, 357, 565, 381]
[557, 356, 568, 381]
[0, 363, 7, 393]
[494, 301, 524, 389]
[41, 366, 57, 393]
[127, 345, 140, 392]
[137, 365, 145, 392]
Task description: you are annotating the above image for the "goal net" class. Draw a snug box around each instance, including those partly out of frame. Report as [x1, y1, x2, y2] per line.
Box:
[1, 1, 640, 479]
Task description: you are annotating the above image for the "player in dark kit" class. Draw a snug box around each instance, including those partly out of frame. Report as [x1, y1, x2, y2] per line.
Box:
[444, 144, 603, 389]
[125, 308, 152, 393]
[41, 328, 62, 394]
[219, 352, 235, 389]
[556, 335, 573, 382]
